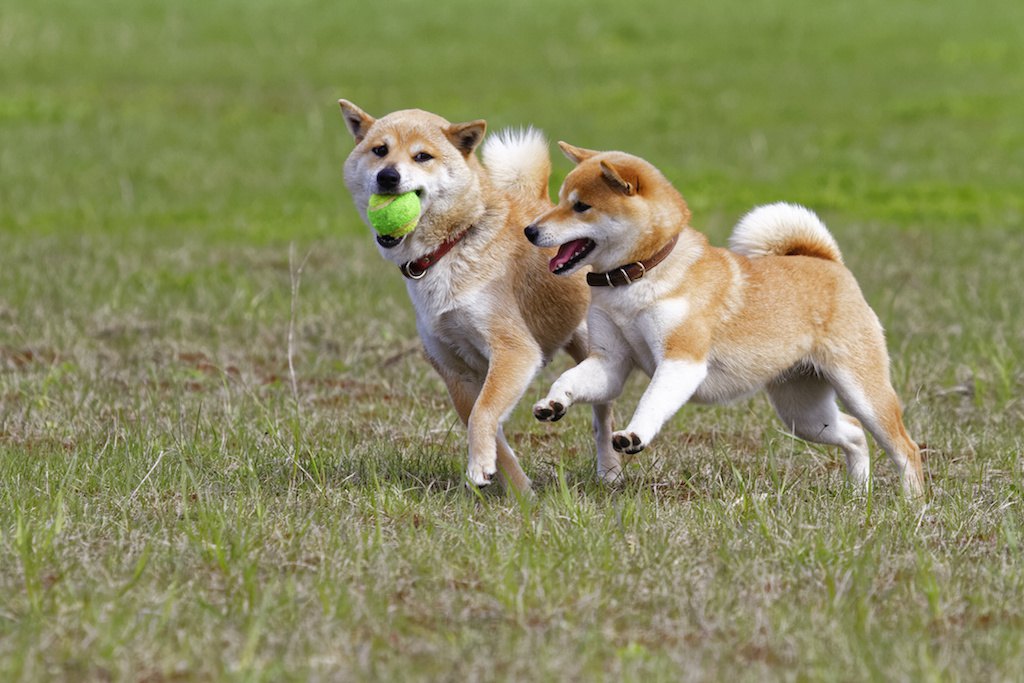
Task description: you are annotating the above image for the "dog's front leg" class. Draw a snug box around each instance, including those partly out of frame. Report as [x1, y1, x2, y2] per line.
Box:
[446, 376, 533, 493]
[432, 361, 533, 494]
[533, 352, 632, 421]
[465, 338, 543, 487]
[534, 310, 632, 421]
[534, 354, 630, 483]
[613, 358, 708, 454]
[426, 336, 533, 492]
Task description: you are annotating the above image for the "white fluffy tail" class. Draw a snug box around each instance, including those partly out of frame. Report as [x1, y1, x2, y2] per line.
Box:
[481, 127, 551, 200]
[729, 202, 843, 263]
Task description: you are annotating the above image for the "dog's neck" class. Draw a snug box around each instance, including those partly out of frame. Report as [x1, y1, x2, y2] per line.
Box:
[398, 225, 473, 280]
[390, 169, 507, 280]
[587, 234, 680, 288]
[419, 172, 490, 244]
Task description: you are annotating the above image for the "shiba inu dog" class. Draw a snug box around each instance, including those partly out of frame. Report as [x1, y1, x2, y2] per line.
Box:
[526, 143, 925, 495]
[338, 102, 614, 491]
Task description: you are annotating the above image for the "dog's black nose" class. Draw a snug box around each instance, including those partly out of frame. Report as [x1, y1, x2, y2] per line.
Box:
[524, 225, 540, 244]
[377, 166, 401, 192]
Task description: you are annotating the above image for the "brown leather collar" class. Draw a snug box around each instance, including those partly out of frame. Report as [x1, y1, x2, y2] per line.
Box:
[399, 227, 471, 280]
[586, 234, 679, 287]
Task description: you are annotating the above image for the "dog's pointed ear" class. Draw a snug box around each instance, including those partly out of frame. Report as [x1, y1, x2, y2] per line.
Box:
[600, 160, 635, 196]
[338, 99, 375, 142]
[446, 120, 487, 157]
[558, 141, 599, 165]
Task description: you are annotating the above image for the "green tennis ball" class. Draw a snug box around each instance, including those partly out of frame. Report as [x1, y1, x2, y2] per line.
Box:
[367, 192, 421, 237]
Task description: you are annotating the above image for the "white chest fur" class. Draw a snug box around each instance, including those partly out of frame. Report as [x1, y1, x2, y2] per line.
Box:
[405, 243, 502, 376]
[592, 266, 691, 377]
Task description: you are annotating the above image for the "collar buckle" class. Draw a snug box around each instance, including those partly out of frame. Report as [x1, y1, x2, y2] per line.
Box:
[396, 226, 472, 280]
[400, 261, 427, 280]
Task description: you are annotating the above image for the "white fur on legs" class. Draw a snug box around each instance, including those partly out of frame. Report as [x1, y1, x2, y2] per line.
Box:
[558, 323, 622, 484]
[534, 357, 625, 484]
[829, 369, 924, 497]
[533, 353, 631, 421]
[838, 414, 871, 487]
[592, 402, 620, 483]
[766, 373, 871, 490]
[536, 311, 631, 419]
[615, 358, 707, 453]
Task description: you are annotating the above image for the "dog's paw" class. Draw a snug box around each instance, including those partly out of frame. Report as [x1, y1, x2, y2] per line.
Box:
[533, 398, 567, 422]
[612, 431, 645, 454]
[465, 461, 497, 488]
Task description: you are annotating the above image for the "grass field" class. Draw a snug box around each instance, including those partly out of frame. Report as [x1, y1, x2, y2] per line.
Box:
[2, 0, 1024, 680]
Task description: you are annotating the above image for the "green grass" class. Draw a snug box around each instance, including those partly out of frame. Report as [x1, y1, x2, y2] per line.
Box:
[2, 0, 1023, 680]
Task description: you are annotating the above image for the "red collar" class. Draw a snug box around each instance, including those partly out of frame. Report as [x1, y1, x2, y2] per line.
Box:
[586, 234, 679, 287]
[399, 227, 471, 280]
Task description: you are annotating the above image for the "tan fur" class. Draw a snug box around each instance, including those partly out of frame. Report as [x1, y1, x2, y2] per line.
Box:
[529, 145, 925, 496]
[338, 102, 613, 490]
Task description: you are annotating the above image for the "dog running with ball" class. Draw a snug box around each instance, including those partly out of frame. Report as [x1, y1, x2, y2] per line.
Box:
[338, 102, 615, 492]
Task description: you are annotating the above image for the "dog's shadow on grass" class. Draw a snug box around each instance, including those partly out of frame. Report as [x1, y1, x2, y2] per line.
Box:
[300, 451, 610, 502]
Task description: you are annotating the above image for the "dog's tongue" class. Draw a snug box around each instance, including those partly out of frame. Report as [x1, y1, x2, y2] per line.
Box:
[549, 239, 591, 273]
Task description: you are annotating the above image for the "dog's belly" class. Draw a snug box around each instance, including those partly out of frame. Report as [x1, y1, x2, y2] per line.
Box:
[691, 362, 765, 404]
[692, 348, 810, 404]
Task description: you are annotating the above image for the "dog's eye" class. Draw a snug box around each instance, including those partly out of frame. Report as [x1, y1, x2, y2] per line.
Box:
[372, 144, 389, 157]
[572, 201, 591, 213]
[413, 151, 434, 163]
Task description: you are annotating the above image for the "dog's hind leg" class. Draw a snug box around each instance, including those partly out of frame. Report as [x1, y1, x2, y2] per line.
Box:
[592, 402, 619, 484]
[829, 364, 925, 498]
[563, 329, 620, 483]
[766, 371, 871, 490]
[495, 426, 532, 494]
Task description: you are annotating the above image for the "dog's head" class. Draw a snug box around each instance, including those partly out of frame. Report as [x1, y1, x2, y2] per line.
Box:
[524, 142, 690, 276]
[339, 100, 487, 257]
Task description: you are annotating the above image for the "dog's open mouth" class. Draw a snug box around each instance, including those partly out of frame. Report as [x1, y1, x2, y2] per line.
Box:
[550, 238, 596, 274]
[376, 234, 405, 249]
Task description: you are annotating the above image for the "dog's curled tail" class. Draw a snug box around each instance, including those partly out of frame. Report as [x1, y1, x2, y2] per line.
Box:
[481, 127, 552, 201]
[729, 202, 843, 264]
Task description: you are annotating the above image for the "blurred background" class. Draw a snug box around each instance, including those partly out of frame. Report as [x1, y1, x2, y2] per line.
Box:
[4, 0, 1022, 246]
[4, 0, 1022, 396]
